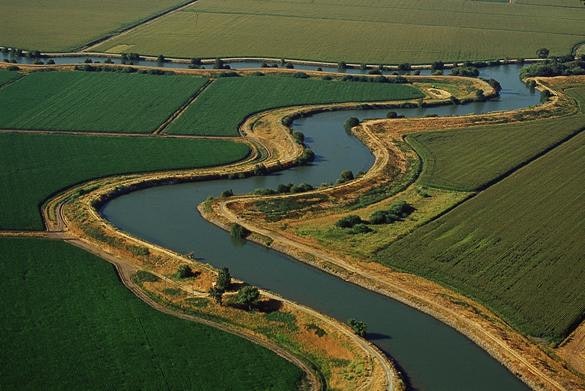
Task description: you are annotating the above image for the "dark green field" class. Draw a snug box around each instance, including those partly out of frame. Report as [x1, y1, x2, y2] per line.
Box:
[167, 76, 423, 136]
[0, 71, 207, 133]
[408, 87, 585, 191]
[0, 238, 302, 390]
[0, 70, 21, 87]
[378, 127, 585, 342]
[0, 133, 249, 230]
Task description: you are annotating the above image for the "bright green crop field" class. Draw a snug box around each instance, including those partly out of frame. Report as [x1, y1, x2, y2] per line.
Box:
[167, 76, 423, 136]
[94, 0, 585, 64]
[0, 0, 191, 51]
[377, 125, 585, 343]
[0, 71, 207, 133]
[0, 238, 302, 390]
[0, 133, 249, 230]
[408, 87, 585, 191]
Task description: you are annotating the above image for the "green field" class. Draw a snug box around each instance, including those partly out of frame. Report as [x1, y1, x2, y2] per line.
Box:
[408, 87, 585, 191]
[377, 120, 585, 342]
[0, 238, 302, 390]
[0, 70, 21, 87]
[0, 71, 207, 133]
[94, 0, 585, 64]
[0, 0, 190, 51]
[0, 133, 249, 230]
[167, 76, 423, 136]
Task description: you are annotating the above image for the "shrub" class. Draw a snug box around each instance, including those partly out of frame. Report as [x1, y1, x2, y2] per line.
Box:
[450, 66, 479, 77]
[336, 215, 364, 228]
[338, 170, 354, 183]
[253, 164, 268, 176]
[221, 189, 233, 198]
[295, 148, 315, 165]
[231, 223, 250, 241]
[344, 117, 360, 131]
[254, 188, 277, 195]
[350, 224, 373, 234]
[293, 131, 305, 143]
[347, 319, 367, 337]
[292, 72, 308, 78]
[290, 183, 313, 193]
[133, 270, 160, 284]
[176, 264, 194, 279]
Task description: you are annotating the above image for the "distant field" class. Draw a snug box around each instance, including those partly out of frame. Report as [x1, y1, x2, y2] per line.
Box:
[0, 70, 21, 87]
[0, 71, 207, 133]
[0, 238, 302, 389]
[0, 0, 190, 51]
[408, 87, 585, 191]
[94, 0, 585, 64]
[167, 76, 423, 136]
[0, 133, 249, 230]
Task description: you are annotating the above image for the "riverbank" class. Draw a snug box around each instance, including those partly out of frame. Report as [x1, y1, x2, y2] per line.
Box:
[203, 76, 585, 391]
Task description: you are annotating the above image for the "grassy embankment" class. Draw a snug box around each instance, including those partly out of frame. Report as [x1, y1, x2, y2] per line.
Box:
[0, 0, 192, 51]
[0, 71, 208, 133]
[167, 75, 423, 136]
[0, 238, 303, 390]
[94, 0, 585, 63]
[0, 133, 250, 230]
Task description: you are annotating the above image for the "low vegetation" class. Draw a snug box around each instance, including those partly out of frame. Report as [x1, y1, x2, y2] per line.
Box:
[0, 69, 21, 86]
[0, 133, 249, 230]
[377, 130, 585, 342]
[0, 238, 303, 389]
[0, 71, 208, 133]
[94, 0, 585, 63]
[408, 86, 585, 191]
[166, 76, 423, 136]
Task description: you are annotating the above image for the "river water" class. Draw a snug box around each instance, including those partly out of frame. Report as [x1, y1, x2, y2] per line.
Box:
[99, 64, 537, 390]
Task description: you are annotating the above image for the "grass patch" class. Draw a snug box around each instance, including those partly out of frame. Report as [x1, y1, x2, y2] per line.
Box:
[377, 128, 585, 343]
[0, 71, 208, 133]
[94, 0, 585, 64]
[0, 238, 303, 389]
[166, 76, 423, 136]
[0, 0, 192, 51]
[0, 132, 250, 230]
[408, 86, 585, 191]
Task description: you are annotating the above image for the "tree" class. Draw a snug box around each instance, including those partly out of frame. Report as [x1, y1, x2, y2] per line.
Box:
[208, 286, 224, 305]
[338, 170, 354, 183]
[176, 264, 194, 279]
[230, 223, 250, 241]
[336, 215, 364, 228]
[344, 117, 360, 131]
[216, 267, 231, 291]
[157, 54, 165, 63]
[234, 286, 260, 310]
[347, 319, 367, 337]
[536, 48, 550, 59]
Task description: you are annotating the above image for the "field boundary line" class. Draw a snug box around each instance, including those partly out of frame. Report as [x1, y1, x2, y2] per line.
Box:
[153, 79, 214, 135]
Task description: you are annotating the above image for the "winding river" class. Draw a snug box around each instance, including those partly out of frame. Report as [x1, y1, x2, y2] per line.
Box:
[99, 64, 538, 390]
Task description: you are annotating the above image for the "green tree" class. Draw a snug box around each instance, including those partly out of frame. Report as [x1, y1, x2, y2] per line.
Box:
[344, 117, 360, 131]
[338, 170, 354, 183]
[234, 286, 260, 310]
[176, 264, 194, 279]
[208, 286, 224, 305]
[347, 319, 367, 337]
[216, 267, 231, 291]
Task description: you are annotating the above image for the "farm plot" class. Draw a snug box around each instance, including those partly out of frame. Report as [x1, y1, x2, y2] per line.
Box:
[377, 130, 585, 343]
[0, 71, 207, 133]
[94, 0, 585, 64]
[0, 0, 191, 51]
[167, 76, 423, 136]
[408, 86, 585, 191]
[0, 133, 250, 230]
[0, 70, 21, 87]
[0, 238, 303, 390]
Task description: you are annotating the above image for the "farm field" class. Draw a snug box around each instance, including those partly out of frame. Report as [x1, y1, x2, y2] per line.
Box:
[377, 129, 585, 343]
[93, 0, 585, 64]
[0, 133, 249, 230]
[167, 76, 423, 136]
[408, 86, 585, 191]
[0, 0, 191, 51]
[0, 238, 302, 390]
[0, 71, 207, 133]
[0, 70, 21, 87]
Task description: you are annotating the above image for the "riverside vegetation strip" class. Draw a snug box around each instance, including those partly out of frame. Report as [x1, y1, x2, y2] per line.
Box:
[0, 132, 250, 230]
[166, 75, 424, 136]
[0, 0, 193, 51]
[0, 238, 304, 390]
[92, 0, 585, 63]
[0, 71, 208, 133]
